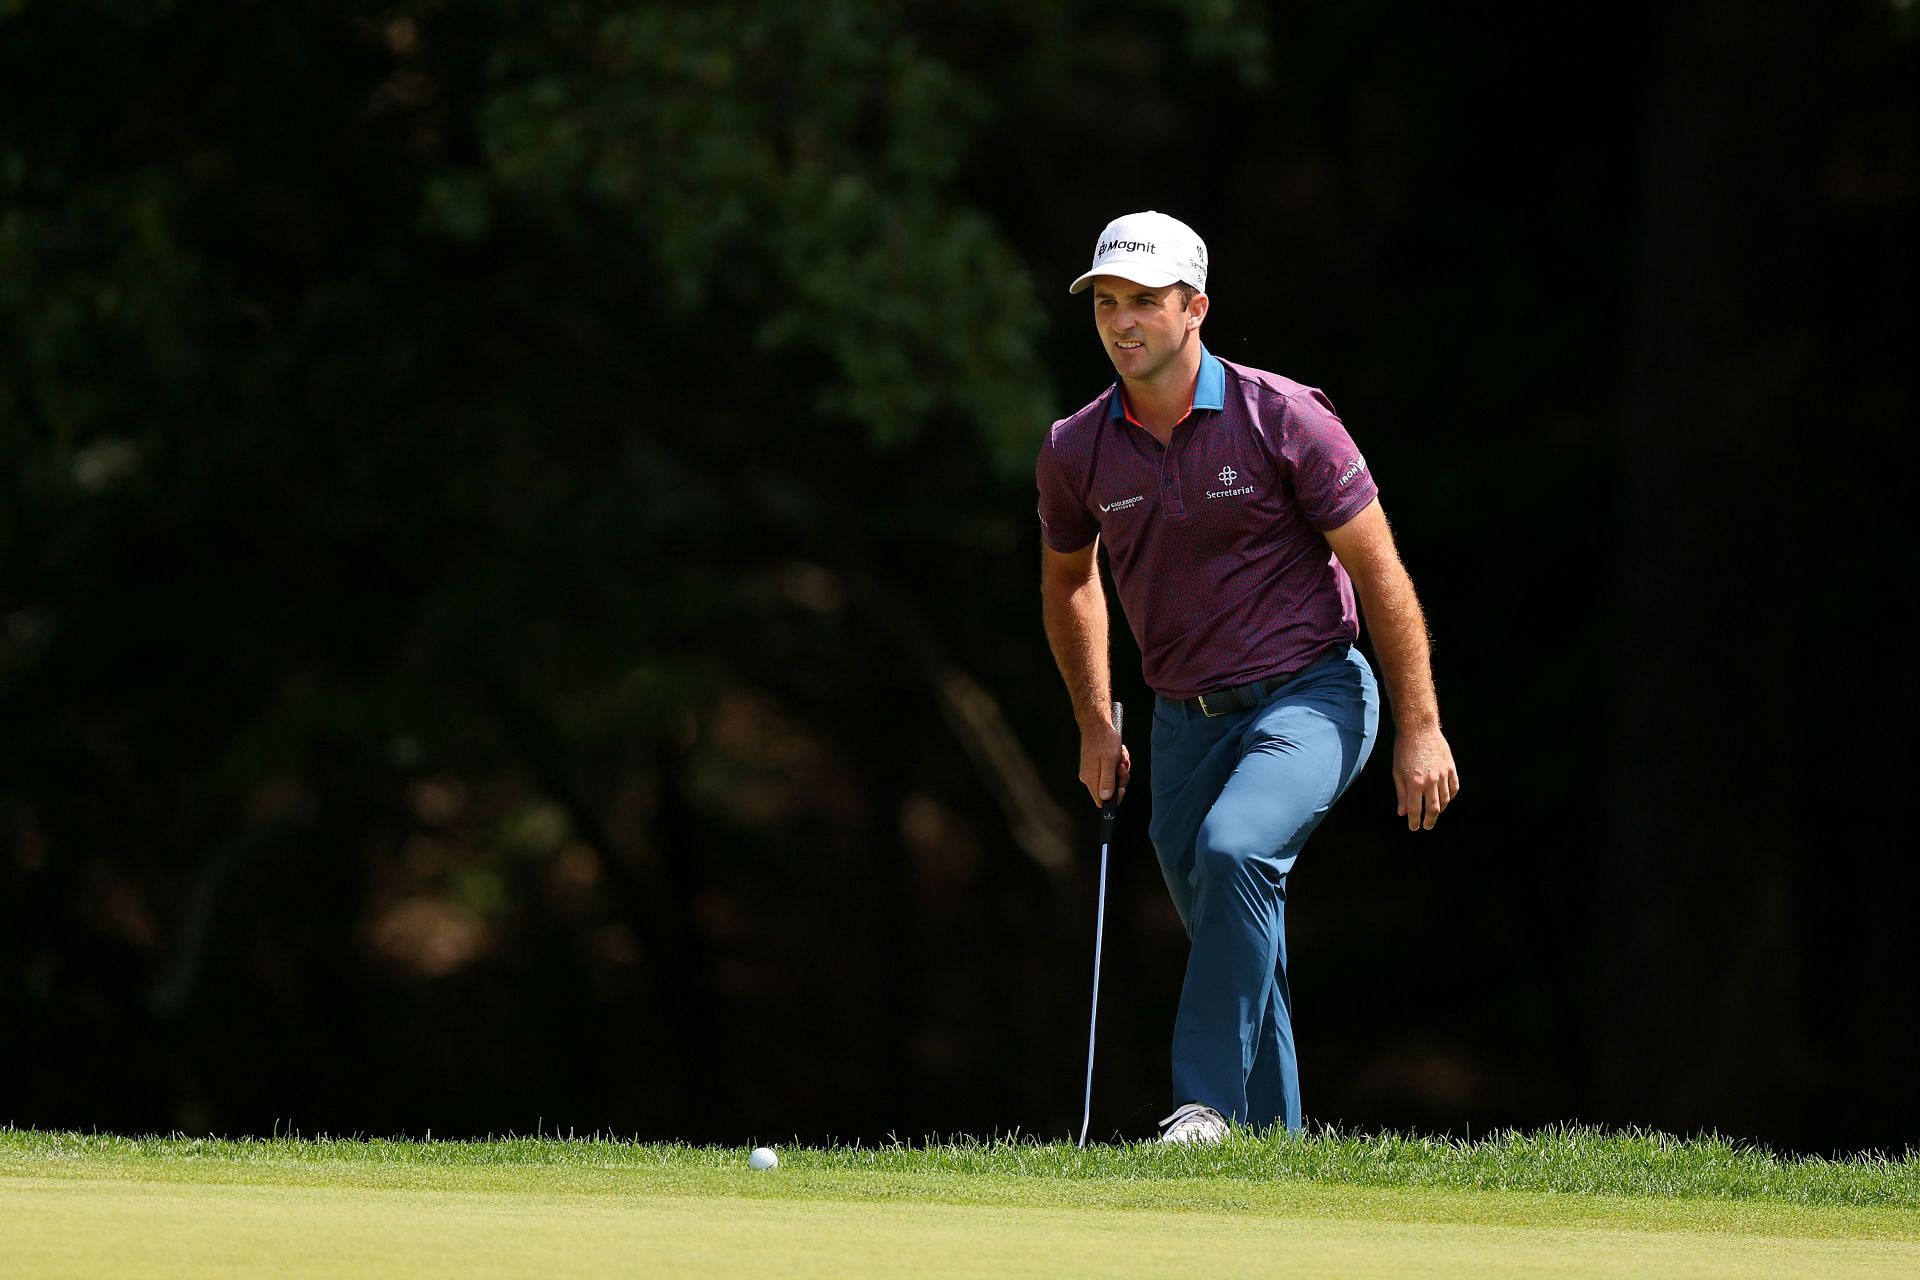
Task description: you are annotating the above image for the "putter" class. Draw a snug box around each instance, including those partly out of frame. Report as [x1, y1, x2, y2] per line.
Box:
[1078, 700, 1123, 1149]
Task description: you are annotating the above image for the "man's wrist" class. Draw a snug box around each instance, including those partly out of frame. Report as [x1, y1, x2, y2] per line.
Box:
[1076, 706, 1116, 735]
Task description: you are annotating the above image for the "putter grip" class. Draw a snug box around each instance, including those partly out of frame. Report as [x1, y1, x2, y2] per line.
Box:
[1099, 700, 1124, 833]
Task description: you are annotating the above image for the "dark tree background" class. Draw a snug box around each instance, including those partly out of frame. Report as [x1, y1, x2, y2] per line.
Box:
[3, 0, 1915, 1153]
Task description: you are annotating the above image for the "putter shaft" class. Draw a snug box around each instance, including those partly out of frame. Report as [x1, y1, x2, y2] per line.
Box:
[1077, 701, 1123, 1149]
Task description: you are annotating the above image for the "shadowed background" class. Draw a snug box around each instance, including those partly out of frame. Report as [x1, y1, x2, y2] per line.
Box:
[3, 0, 1916, 1153]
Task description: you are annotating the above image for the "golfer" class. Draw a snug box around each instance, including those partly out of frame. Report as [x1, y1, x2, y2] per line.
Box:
[1037, 211, 1459, 1144]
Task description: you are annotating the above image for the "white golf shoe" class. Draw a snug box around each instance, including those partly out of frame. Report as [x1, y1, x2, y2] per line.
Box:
[1158, 1103, 1229, 1145]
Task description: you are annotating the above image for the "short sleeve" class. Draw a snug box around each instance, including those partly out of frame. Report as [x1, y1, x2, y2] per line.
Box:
[1281, 389, 1378, 532]
[1035, 433, 1098, 552]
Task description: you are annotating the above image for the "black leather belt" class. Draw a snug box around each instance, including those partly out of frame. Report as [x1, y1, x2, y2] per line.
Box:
[1183, 644, 1349, 718]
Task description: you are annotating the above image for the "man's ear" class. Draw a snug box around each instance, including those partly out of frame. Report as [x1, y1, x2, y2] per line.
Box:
[1188, 292, 1209, 329]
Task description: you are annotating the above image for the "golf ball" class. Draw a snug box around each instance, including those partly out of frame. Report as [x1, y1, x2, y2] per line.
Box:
[749, 1146, 778, 1170]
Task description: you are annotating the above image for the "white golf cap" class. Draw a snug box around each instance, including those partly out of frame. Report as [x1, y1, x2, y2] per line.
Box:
[1068, 210, 1208, 295]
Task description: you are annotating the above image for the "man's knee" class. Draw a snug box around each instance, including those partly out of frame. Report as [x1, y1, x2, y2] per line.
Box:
[1193, 814, 1291, 887]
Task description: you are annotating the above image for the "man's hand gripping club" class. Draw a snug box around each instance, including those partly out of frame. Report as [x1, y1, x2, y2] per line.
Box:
[1080, 709, 1132, 810]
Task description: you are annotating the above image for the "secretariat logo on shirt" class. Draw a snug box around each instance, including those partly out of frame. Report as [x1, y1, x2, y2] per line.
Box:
[1207, 465, 1254, 500]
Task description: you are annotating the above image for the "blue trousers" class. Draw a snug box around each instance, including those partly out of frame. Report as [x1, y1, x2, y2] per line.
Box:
[1146, 644, 1379, 1132]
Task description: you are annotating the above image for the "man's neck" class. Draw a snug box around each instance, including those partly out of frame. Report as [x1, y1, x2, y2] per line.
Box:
[1120, 343, 1204, 439]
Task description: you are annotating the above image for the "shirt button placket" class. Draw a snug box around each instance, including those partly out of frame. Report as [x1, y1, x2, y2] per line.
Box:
[1162, 448, 1185, 517]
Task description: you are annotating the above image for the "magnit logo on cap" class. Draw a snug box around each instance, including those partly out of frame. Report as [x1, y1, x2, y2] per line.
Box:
[1069, 211, 1209, 295]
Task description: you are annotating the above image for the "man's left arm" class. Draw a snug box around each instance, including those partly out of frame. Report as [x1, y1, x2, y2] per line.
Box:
[1322, 498, 1460, 831]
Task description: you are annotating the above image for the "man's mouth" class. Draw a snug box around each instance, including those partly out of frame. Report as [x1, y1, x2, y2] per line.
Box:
[1116, 340, 1144, 350]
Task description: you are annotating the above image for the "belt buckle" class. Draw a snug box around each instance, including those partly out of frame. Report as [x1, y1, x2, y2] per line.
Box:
[1196, 692, 1219, 718]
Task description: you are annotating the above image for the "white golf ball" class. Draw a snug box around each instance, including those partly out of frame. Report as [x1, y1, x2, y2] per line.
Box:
[749, 1146, 778, 1170]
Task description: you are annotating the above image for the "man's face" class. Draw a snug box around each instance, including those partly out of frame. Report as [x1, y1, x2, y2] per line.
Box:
[1092, 277, 1203, 381]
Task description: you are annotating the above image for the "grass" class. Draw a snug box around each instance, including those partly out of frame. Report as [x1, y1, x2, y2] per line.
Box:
[5, 1124, 1918, 1278]
[7, 1123, 1915, 1207]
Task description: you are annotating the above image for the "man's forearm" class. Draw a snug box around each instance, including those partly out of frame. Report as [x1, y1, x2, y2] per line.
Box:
[1356, 567, 1441, 731]
[1041, 573, 1114, 733]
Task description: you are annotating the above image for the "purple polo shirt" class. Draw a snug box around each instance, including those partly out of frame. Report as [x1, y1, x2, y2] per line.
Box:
[1035, 348, 1378, 700]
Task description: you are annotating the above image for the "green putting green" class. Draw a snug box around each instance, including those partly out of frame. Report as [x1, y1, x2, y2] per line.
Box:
[5, 1129, 1916, 1278]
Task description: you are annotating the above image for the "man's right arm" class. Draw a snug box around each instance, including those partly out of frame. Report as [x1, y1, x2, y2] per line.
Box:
[1040, 540, 1130, 807]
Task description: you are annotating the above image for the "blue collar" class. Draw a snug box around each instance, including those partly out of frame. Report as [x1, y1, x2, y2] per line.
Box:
[1108, 345, 1226, 421]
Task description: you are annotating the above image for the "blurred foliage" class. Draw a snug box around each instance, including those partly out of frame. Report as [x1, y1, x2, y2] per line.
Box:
[460, 1, 1053, 459]
[0, 0, 1283, 1141]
